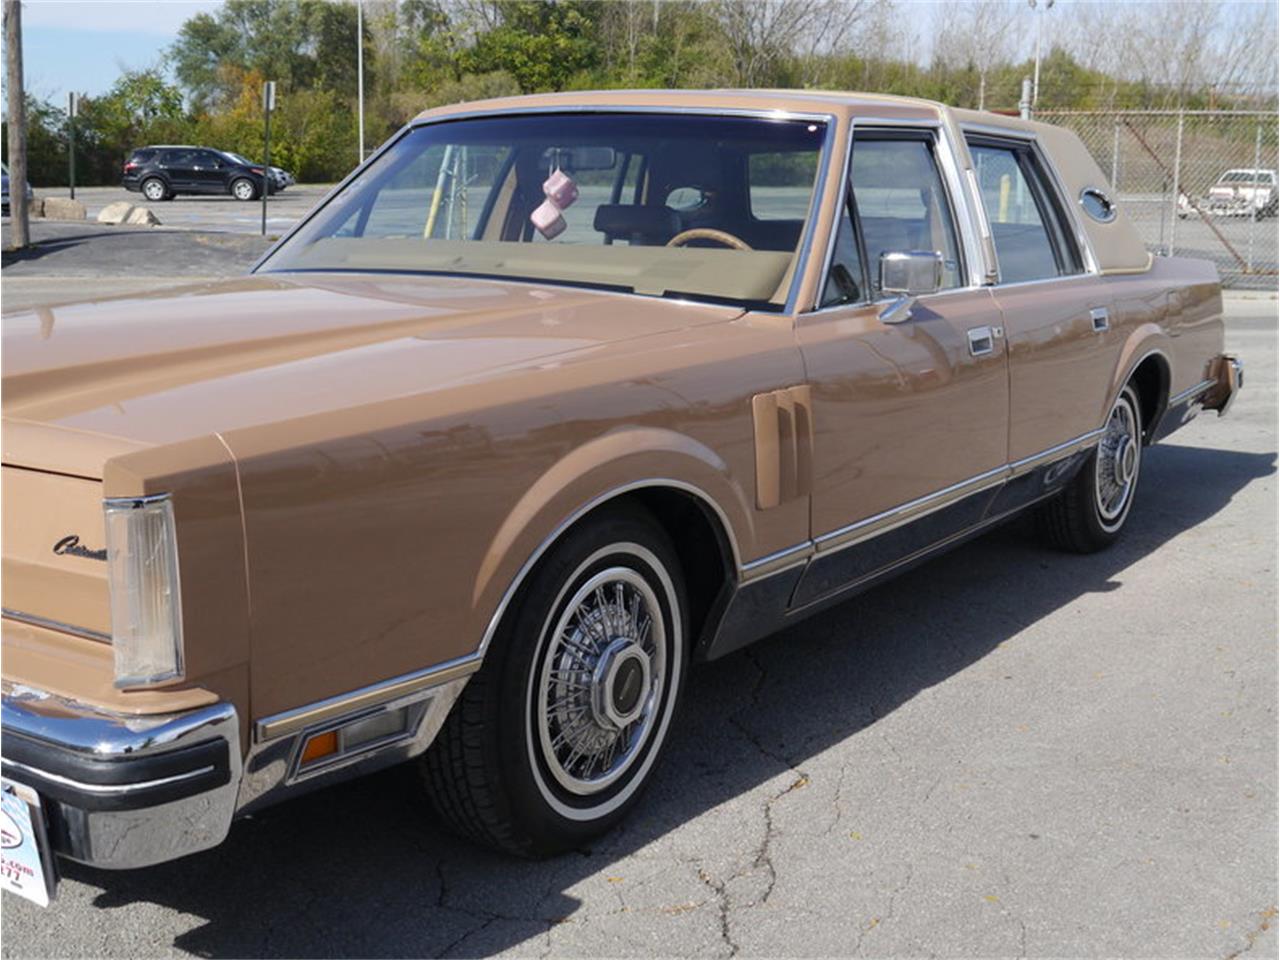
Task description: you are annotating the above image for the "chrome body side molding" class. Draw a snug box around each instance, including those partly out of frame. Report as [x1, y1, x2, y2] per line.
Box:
[1, 608, 111, 644]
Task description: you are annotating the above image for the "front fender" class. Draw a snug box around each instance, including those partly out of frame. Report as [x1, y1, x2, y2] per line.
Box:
[470, 426, 754, 658]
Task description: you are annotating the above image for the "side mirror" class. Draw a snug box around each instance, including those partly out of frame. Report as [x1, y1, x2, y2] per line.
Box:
[879, 250, 944, 297]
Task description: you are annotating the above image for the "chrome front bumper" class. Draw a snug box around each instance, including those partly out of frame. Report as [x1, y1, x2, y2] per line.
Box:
[0, 684, 241, 869]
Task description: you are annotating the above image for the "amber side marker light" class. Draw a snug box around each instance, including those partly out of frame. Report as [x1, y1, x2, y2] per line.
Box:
[295, 705, 415, 775]
[300, 730, 339, 764]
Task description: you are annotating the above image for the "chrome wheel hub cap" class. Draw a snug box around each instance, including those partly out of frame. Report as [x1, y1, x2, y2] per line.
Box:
[536, 567, 665, 796]
[591, 638, 652, 730]
[1095, 398, 1139, 522]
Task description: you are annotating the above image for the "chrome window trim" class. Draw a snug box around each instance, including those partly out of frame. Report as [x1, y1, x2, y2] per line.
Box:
[253, 105, 838, 314]
[2, 608, 111, 644]
[805, 115, 985, 316]
[959, 124, 1101, 281]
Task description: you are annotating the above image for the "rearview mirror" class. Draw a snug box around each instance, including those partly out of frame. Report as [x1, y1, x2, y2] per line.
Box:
[543, 146, 617, 172]
[879, 251, 944, 297]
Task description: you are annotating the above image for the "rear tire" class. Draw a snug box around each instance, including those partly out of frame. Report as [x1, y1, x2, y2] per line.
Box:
[421, 504, 688, 857]
[141, 177, 169, 202]
[1038, 385, 1143, 553]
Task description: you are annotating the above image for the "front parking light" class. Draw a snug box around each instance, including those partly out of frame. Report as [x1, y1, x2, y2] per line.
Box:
[103, 494, 185, 688]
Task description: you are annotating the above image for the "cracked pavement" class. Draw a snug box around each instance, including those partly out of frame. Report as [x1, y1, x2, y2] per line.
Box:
[1, 301, 1276, 958]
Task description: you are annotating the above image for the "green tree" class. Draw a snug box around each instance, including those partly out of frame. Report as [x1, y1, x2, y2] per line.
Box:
[459, 1, 602, 93]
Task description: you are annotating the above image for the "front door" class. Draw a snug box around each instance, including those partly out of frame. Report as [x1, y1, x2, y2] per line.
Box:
[794, 128, 1009, 607]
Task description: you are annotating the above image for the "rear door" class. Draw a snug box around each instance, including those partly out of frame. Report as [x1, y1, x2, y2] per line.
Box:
[161, 148, 198, 191]
[794, 125, 1008, 607]
[965, 132, 1112, 463]
[190, 150, 228, 193]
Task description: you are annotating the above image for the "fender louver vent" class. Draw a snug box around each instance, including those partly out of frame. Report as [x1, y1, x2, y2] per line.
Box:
[751, 385, 814, 510]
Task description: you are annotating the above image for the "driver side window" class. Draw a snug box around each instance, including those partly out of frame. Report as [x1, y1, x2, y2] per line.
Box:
[849, 134, 964, 296]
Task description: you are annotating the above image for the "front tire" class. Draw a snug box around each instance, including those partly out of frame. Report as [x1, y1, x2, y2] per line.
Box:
[1038, 385, 1143, 553]
[231, 177, 258, 201]
[421, 505, 688, 856]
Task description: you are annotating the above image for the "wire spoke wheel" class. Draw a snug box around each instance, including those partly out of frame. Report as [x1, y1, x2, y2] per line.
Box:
[534, 566, 667, 797]
[1094, 392, 1141, 529]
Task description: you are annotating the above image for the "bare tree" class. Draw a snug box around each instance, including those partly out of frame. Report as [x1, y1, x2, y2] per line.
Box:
[1059, 0, 1278, 109]
[793, 0, 874, 88]
[711, 0, 847, 87]
[933, 0, 1023, 109]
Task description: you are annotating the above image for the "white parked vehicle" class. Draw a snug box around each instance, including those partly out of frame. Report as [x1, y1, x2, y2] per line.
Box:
[1180, 168, 1278, 220]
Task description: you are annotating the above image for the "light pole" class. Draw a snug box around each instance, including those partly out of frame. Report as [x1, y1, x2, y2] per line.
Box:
[356, 0, 364, 163]
[1029, 0, 1054, 111]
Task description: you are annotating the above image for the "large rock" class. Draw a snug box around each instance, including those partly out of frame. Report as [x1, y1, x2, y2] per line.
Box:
[124, 207, 161, 226]
[97, 201, 135, 224]
[41, 197, 87, 220]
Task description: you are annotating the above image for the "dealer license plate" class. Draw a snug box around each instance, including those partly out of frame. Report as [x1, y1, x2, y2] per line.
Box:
[1, 780, 56, 907]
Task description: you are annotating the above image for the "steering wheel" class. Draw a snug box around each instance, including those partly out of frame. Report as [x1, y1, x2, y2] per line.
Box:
[666, 228, 753, 251]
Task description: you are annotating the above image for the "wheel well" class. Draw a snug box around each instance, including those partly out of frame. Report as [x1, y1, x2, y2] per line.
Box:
[1129, 354, 1170, 443]
[588, 487, 735, 654]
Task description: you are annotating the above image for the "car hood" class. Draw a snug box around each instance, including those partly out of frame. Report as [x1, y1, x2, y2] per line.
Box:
[2, 272, 741, 477]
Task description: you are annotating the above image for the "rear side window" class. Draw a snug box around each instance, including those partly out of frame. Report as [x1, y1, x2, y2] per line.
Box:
[968, 139, 1083, 284]
[129, 149, 156, 164]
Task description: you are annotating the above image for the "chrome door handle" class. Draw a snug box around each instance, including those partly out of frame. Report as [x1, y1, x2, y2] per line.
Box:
[1090, 306, 1110, 332]
[967, 326, 995, 357]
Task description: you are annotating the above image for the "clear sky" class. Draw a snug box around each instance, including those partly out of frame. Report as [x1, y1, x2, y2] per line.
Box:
[17, 0, 223, 105]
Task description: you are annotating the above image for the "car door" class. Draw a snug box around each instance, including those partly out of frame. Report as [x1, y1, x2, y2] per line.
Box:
[160, 149, 198, 192]
[190, 150, 228, 193]
[964, 132, 1113, 464]
[793, 127, 1009, 608]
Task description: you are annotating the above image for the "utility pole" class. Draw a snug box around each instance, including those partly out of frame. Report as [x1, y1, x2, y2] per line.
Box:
[4, 0, 30, 248]
[356, 0, 364, 163]
[1028, 0, 1055, 110]
[67, 92, 77, 200]
[262, 80, 275, 237]
[1019, 77, 1032, 120]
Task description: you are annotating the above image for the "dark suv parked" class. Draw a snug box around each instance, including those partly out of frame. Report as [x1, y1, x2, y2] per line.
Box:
[122, 146, 274, 202]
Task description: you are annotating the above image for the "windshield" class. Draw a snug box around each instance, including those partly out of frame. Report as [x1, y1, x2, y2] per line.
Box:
[224, 151, 250, 165]
[259, 112, 828, 308]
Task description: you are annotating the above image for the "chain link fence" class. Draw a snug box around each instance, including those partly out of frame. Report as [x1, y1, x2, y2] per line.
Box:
[1038, 110, 1278, 290]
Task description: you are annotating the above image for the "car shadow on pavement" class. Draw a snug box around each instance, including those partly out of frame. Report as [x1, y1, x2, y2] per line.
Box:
[57, 443, 1276, 958]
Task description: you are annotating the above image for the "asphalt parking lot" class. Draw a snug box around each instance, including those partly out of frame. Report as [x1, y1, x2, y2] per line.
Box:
[39, 184, 334, 235]
[0, 240, 1275, 957]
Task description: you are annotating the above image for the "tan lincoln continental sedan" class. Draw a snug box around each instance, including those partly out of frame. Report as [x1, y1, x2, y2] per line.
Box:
[0, 89, 1242, 900]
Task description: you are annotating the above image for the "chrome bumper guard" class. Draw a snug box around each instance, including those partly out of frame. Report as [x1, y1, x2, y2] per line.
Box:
[0, 683, 241, 870]
[1207, 353, 1244, 417]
